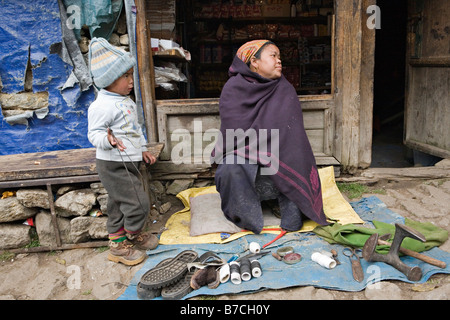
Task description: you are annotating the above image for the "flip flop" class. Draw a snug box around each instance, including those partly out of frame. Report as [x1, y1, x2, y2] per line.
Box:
[139, 250, 198, 290]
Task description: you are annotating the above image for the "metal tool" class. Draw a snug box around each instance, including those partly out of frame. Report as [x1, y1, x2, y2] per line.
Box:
[331, 249, 341, 265]
[362, 223, 426, 281]
[237, 250, 270, 262]
[377, 234, 446, 269]
[343, 247, 364, 282]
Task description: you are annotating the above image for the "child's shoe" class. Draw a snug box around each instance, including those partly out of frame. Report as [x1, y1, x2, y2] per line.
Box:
[107, 239, 146, 266]
[127, 231, 159, 251]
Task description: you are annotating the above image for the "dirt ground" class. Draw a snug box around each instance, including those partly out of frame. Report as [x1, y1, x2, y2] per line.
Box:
[0, 175, 449, 301]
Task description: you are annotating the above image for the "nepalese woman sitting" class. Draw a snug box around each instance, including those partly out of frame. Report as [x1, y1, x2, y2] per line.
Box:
[211, 40, 329, 234]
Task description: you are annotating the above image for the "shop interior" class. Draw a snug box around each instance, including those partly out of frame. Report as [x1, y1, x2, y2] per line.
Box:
[148, 0, 441, 168]
[151, 0, 334, 100]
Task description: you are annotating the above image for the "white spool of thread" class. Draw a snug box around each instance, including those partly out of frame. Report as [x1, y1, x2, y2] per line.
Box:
[249, 242, 261, 254]
[219, 263, 230, 283]
[311, 252, 337, 269]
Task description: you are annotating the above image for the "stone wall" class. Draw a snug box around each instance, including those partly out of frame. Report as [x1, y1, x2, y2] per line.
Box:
[0, 178, 214, 251]
[0, 184, 108, 250]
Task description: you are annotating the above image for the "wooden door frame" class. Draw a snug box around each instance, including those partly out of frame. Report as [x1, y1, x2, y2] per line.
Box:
[334, 0, 376, 173]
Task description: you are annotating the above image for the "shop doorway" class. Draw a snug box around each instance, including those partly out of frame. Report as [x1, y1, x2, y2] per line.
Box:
[371, 0, 411, 168]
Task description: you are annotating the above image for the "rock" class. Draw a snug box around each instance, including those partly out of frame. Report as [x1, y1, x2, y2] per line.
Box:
[365, 282, 403, 300]
[159, 202, 172, 214]
[193, 179, 213, 188]
[70, 216, 108, 243]
[16, 188, 50, 209]
[54, 189, 97, 217]
[434, 158, 450, 168]
[0, 197, 38, 223]
[35, 211, 72, 246]
[423, 283, 450, 300]
[0, 224, 31, 250]
[109, 33, 120, 46]
[85, 251, 139, 299]
[166, 179, 194, 195]
[119, 34, 129, 46]
[149, 180, 166, 197]
[78, 36, 90, 54]
[56, 186, 77, 196]
[90, 182, 107, 194]
[97, 194, 108, 214]
[314, 288, 334, 299]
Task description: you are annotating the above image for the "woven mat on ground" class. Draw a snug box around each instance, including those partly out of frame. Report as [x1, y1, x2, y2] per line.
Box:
[118, 196, 450, 300]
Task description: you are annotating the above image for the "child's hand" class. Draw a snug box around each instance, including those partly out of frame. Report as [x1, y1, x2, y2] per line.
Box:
[107, 128, 126, 151]
[143, 151, 156, 165]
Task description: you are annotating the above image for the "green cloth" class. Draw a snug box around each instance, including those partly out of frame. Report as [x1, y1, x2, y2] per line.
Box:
[313, 218, 448, 254]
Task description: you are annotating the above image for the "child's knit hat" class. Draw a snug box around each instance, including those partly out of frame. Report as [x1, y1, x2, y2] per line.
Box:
[88, 37, 136, 89]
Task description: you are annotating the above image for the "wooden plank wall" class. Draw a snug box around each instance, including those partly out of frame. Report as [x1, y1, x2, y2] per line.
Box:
[156, 97, 337, 166]
[405, 0, 450, 158]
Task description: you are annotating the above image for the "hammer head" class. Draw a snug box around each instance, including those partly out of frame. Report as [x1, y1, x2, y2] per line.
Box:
[362, 223, 426, 282]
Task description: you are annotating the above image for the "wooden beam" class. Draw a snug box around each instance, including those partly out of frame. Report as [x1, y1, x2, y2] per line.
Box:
[0, 241, 109, 255]
[334, 0, 364, 173]
[135, 0, 158, 142]
[359, 0, 376, 169]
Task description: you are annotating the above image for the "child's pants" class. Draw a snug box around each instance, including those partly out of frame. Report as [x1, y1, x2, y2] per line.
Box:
[96, 159, 150, 235]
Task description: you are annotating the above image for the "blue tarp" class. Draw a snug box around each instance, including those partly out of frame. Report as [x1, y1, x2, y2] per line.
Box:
[0, 0, 95, 155]
[119, 196, 450, 300]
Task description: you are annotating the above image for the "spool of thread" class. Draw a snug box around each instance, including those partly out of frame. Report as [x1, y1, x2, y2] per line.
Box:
[250, 259, 262, 277]
[249, 242, 261, 254]
[240, 258, 252, 281]
[311, 252, 337, 269]
[229, 261, 241, 284]
[219, 263, 230, 283]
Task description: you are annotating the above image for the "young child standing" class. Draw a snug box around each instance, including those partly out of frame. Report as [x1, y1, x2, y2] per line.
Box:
[87, 37, 158, 266]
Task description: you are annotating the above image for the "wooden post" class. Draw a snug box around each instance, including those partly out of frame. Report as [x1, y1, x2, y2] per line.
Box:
[334, 0, 368, 173]
[46, 183, 62, 247]
[135, 0, 158, 142]
[359, 0, 376, 169]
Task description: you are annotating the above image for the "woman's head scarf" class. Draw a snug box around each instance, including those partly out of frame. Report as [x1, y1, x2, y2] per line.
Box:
[236, 39, 271, 64]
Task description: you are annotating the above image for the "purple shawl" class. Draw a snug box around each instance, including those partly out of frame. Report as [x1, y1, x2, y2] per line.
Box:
[213, 56, 328, 226]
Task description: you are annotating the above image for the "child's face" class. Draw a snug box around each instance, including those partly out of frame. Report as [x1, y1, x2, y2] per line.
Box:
[105, 68, 134, 95]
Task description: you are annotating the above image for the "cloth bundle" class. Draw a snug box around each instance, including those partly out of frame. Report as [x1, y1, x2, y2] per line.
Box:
[314, 218, 449, 254]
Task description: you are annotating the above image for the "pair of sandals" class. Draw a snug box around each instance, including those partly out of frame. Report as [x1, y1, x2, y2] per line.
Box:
[137, 250, 225, 300]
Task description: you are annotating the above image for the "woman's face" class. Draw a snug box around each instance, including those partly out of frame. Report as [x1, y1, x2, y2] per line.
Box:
[250, 44, 282, 80]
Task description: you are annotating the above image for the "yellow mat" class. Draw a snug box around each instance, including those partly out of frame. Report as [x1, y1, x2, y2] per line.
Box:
[159, 166, 364, 245]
